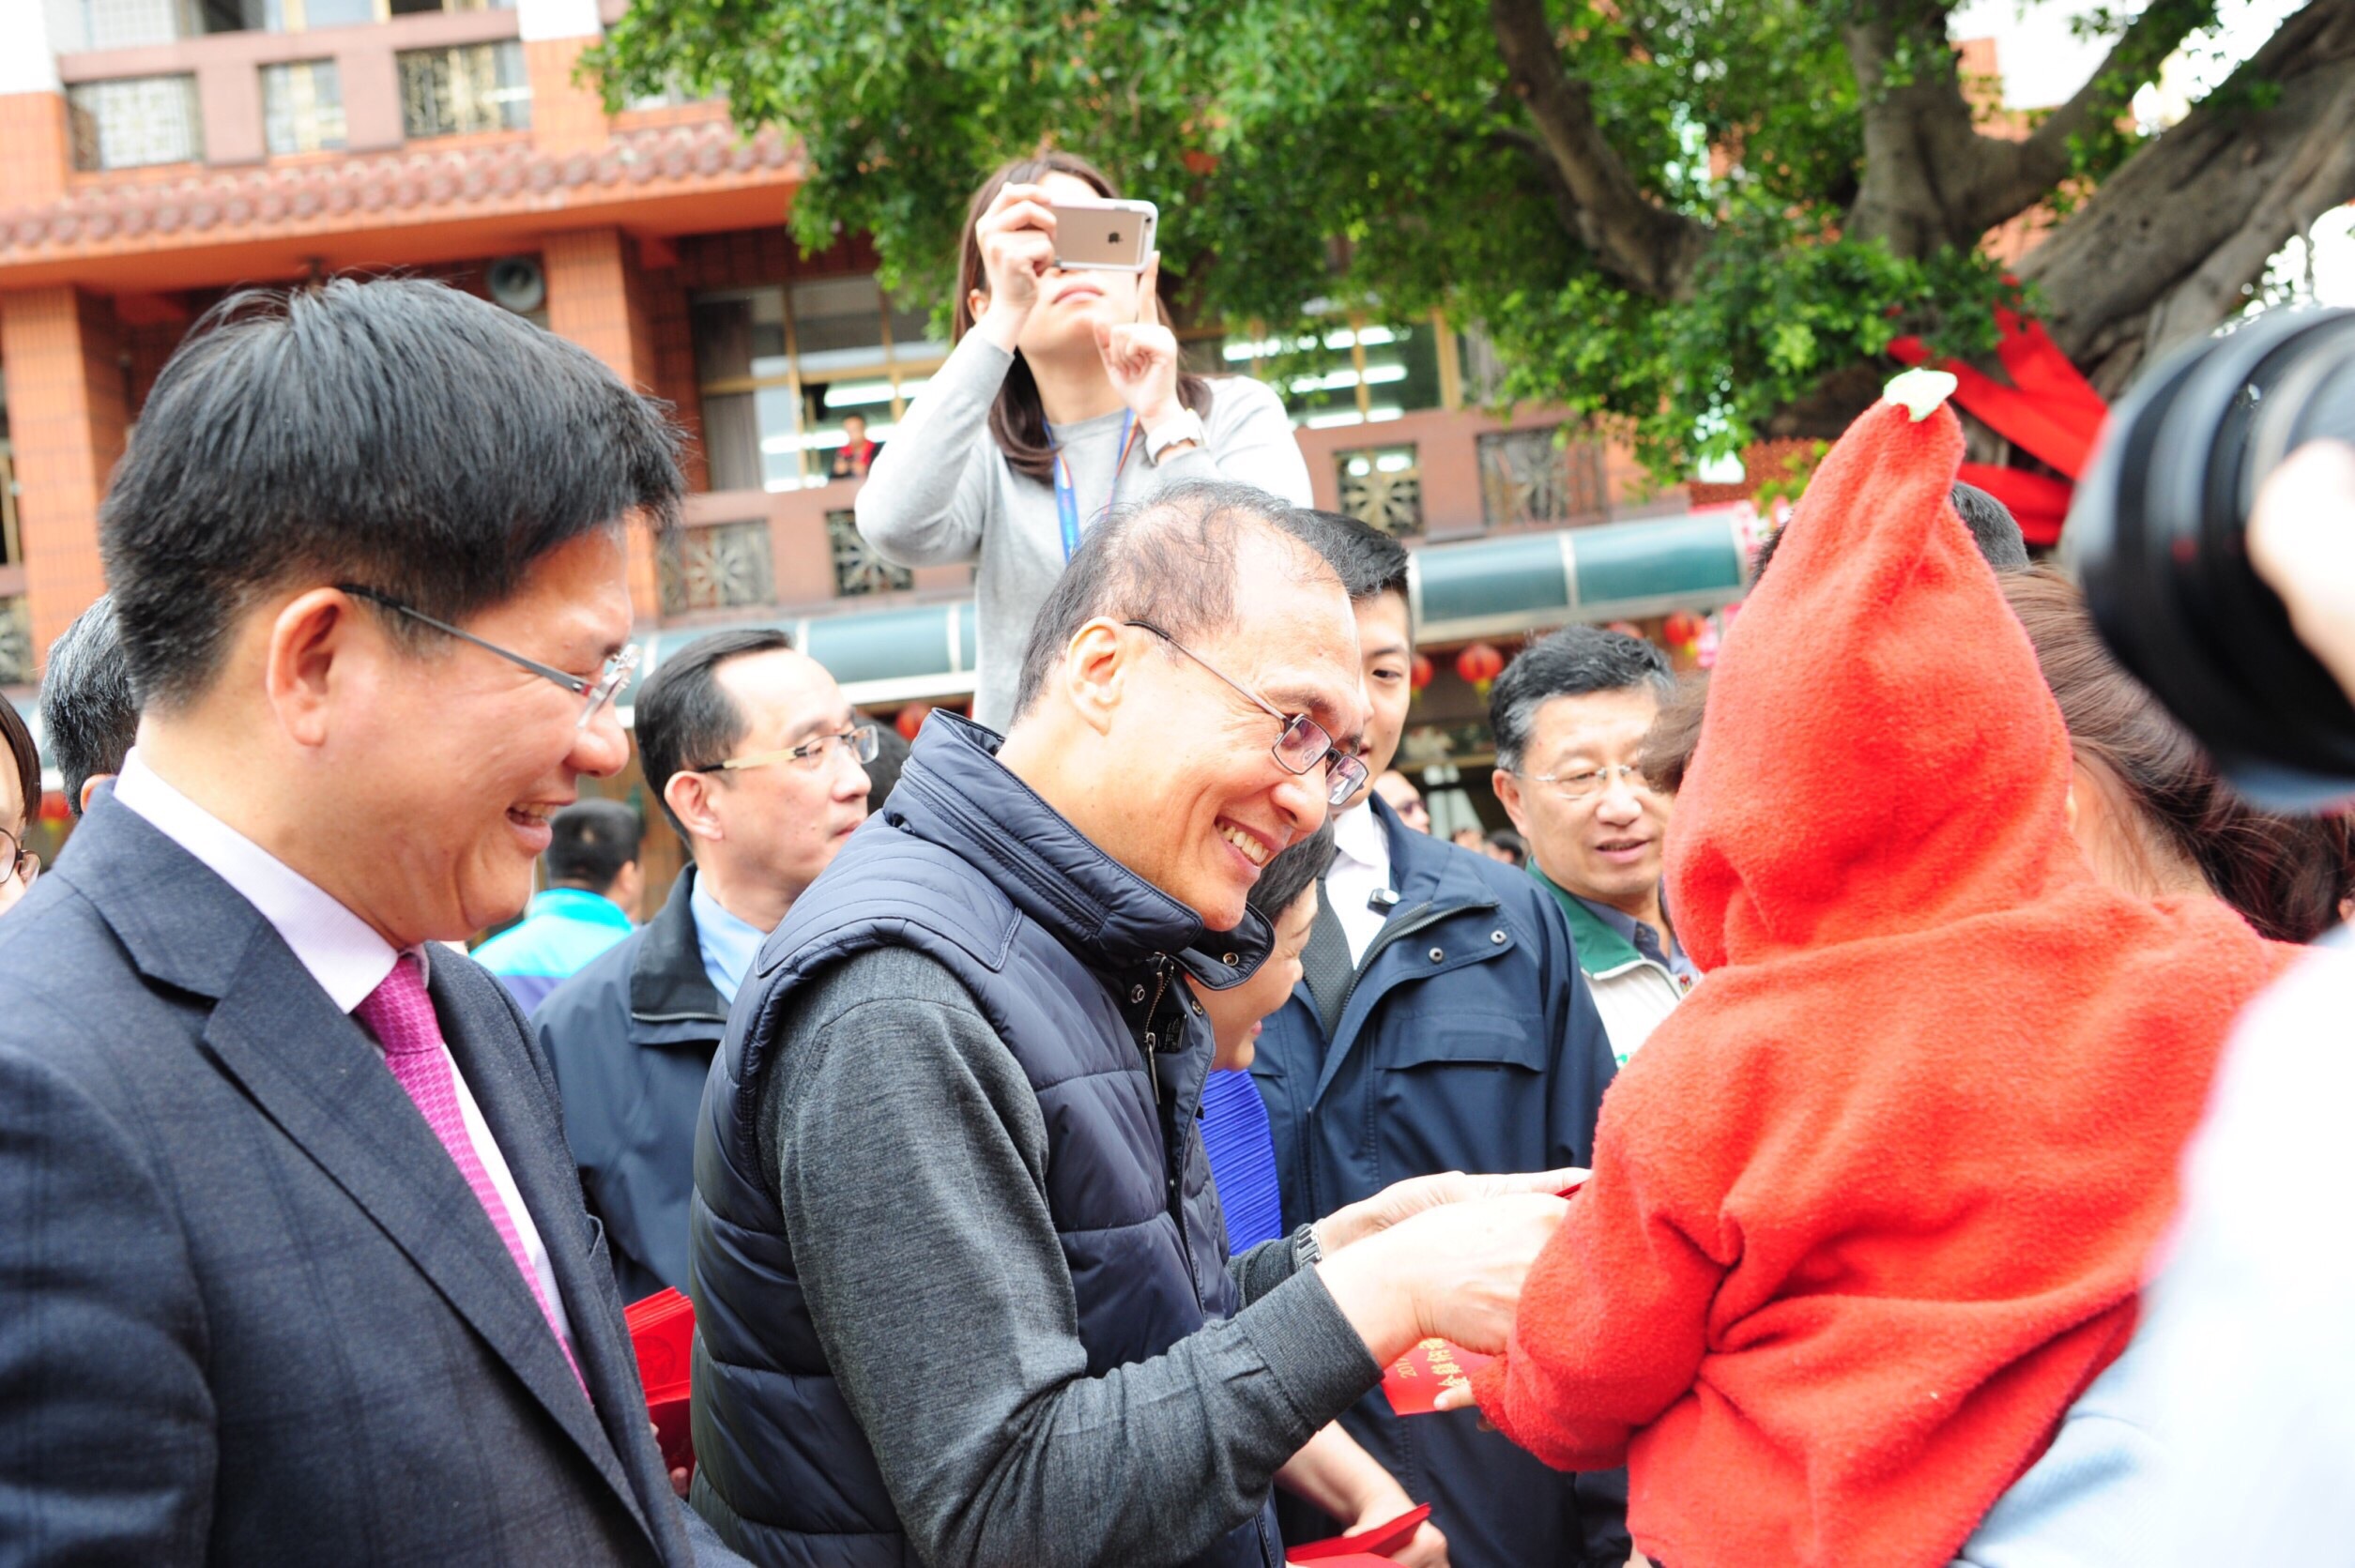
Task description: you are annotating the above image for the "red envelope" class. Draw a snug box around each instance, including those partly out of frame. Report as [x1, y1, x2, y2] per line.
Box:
[1288, 1502, 1433, 1560]
[1286, 1557, 1395, 1567]
[1382, 1338, 1495, 1417]
[626, 1288, 698, 1474]
[1555, 1172, 1590, 1198]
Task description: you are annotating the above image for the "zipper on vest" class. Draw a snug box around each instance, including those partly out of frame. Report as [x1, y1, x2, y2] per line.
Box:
[1139, 955, 1172, 1107]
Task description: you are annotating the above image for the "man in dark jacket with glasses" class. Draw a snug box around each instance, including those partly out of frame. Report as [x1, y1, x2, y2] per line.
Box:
[534, 631, 871, 1302]
[688, 481, 1574, 1568]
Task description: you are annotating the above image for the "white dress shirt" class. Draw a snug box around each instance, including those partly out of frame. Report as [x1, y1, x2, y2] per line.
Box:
[113, 751, 572, 1345]
[1325, 800, 1396, 967]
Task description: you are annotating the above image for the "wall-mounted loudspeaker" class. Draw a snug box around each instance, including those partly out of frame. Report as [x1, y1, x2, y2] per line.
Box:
[487, 255, 547, 315]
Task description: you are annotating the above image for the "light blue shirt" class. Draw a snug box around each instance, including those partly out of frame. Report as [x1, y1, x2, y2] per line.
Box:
[690, 874, 768, 1007]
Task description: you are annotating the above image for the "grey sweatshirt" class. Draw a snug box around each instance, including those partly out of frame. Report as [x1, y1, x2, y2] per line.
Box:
[854, 332, 1315, 730]
[756, 945, 1381, 1568]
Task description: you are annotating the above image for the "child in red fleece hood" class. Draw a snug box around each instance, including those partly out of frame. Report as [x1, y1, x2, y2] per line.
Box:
[1465, 380, 2294, 1568]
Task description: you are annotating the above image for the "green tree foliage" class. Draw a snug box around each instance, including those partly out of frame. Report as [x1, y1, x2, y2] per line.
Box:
[590, 0, 2322, 478]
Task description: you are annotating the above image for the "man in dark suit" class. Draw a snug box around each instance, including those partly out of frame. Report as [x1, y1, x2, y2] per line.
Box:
[0, 278, 738, 1565]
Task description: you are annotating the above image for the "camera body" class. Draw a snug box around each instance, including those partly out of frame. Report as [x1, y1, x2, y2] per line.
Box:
[2066, 308, 2355, 810]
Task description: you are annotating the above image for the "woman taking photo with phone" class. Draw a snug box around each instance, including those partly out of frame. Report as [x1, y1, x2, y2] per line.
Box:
[855, 151, 1313, 731]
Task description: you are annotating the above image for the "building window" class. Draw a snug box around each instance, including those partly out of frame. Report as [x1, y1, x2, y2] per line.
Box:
[262, 61, 345, 155]
[692, 277, 946, 495]
[1217, 314, 1450, 431]
[1477, 426, 1610, 528]
[829, 510, 913, 597]
[68, 75, 204, 172]
[398, 40, 529, 140]
[1335, 445, 1424, 538]
[658, 520, 773, 617]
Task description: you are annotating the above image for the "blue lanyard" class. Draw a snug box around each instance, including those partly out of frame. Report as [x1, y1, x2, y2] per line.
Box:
[1052, 410, 1140, 563]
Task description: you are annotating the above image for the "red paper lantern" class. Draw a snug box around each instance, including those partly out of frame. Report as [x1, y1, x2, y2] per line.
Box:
[1663, 610, 1707, 648]
[1455, 641, 1505, 695]
[1409, 652, 1434, 692]
[895, 701, 932, 741]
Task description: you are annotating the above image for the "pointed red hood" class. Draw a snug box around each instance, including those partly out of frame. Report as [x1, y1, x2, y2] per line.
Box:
[1669, 400, 2082, 968]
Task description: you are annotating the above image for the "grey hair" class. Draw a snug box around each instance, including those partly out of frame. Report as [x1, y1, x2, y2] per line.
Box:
[1011, 480, 1341, 721]
[1488, 624, 1674, 773]
[38, 594, 139, 815]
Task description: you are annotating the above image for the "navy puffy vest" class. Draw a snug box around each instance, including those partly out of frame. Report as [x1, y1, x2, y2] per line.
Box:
[689, 714, 1282, 1567]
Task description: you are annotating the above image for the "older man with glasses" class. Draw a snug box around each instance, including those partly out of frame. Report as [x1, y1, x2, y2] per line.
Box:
[1491, 625, 1699, 1066]
[531, 630, 872, 1303]
[687, 480, 1574, 1568]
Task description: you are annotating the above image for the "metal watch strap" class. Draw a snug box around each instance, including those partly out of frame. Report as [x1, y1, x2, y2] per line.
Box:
[1291, 1222, 1323, 1271]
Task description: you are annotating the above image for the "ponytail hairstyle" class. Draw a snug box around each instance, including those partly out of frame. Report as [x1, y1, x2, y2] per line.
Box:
[953, 149, 1213, 484]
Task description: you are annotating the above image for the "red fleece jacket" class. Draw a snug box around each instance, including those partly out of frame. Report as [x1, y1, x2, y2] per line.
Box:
[1472, 394, 2292, 1568]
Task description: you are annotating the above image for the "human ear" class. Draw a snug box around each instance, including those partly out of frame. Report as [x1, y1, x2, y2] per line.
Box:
[665, 769, 726, 844]
[1061, 620, 1131, 738]
[1492, 767, 1534, 838]
[263, 588, 368, 750]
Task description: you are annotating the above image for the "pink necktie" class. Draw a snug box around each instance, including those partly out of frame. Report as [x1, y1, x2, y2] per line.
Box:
[357, 954, 585, 1395]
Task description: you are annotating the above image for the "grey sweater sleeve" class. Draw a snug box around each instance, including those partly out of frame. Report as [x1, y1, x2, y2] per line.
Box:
[762, 949, 1379, 1568]
[1155, 373, 1317, 505]
[853, 330, 1009, 569]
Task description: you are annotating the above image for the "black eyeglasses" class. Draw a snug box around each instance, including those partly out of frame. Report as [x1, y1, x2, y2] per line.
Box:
[339, 585, 640, 731]
[0, 826, 38, 890]
[1125, 621, 1369, 807]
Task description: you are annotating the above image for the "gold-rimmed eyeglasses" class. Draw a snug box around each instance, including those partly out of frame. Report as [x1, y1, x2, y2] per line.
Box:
[701, 724, 880, 775]
[339, 585, 640, 732]
[0, 826, 39, 889]
[1521, 763, 1659, 802]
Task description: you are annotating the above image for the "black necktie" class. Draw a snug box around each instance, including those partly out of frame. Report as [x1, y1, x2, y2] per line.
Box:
[1300, 880, 1357, 1042]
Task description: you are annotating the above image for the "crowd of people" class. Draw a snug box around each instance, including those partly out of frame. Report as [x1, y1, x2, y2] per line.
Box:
[2, 148, 2354, 1568]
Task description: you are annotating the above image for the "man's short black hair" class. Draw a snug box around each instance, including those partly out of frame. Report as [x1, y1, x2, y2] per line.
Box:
[1288, 510, 1411, 606]
[39, 595, 138, 816]
[1013, 481, 1342, 721]
[1754, 480, 2028, 580]
[100, 277, 684, 708]
[1246, 822, 1337, 922]
[864, 720, 910, 811]
[635, 628, 795, 840]
[547, 798, 641, 892]
[1490, 626, 1674, 773]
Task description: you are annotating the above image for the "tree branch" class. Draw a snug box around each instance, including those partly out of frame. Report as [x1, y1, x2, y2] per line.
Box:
[1487, 0, 1707, 299]
[1987, 0, 2218, 218]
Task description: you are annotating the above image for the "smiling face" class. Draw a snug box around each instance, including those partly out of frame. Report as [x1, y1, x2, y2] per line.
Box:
[1497, 686, 1673, 914]
[1095, 532, 1365, 931]
[332, 528, 636, 944]
[1197, 882, 1319, 1071]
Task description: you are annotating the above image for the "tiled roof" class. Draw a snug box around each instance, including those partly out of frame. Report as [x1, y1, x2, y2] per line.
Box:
[0, 118, 796, 260]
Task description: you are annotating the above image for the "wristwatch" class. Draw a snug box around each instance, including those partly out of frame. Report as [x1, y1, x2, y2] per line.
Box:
[1144, 408, 1208, 464]
[1292, 1223, 1323, 1271]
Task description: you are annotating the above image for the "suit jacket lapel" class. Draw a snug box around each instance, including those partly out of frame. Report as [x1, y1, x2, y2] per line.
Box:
[431, 960, 672, 1545]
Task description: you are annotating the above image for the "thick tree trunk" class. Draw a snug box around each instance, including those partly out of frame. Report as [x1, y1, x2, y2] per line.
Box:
[2022, 0, 2355, 397]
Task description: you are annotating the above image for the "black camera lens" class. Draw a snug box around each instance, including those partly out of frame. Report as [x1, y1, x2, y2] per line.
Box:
[2068, 308, 2355, 811]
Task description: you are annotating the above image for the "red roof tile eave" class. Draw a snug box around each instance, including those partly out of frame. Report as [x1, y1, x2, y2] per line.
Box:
[0, 120, 802, 284]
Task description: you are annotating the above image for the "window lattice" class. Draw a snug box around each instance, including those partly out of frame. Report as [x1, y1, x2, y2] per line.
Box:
[67, 75, 204, 172]
[1334, 445, 1424, 538]
[659, 521, 774, 617]
[0, 598, 33, 688]
[263, 60, 345, 155]
[1476, 426, 1610, 528]
[829, 510, 912, 598]
[398, 41, 529, 139]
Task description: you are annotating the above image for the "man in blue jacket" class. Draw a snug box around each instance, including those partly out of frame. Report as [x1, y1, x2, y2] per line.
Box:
[1254, 511, 1629, 1568]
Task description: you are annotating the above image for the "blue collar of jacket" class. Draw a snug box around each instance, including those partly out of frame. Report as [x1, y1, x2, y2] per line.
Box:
[527, 886, 634, 932]
[1527, 863, 1648, 979]
[628, 864, 729, 1032]
[1366, 793, 1506, 913]
[889, 713, 1273, 986]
